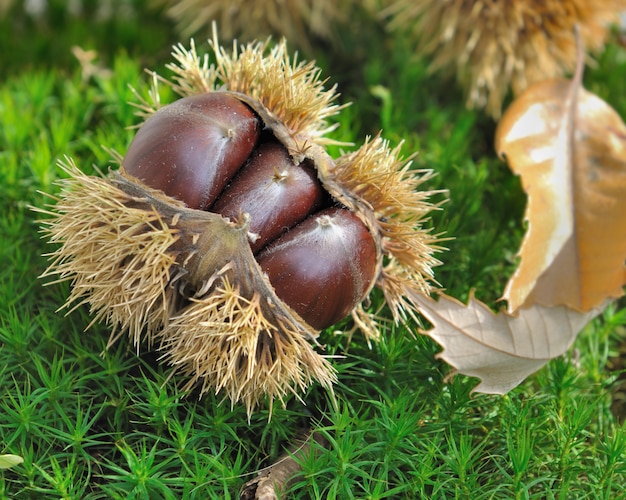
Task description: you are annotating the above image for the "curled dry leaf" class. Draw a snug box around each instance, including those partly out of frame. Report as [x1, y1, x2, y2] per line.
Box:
[413, 292, 603, 394]
[495, 55, 626, 313]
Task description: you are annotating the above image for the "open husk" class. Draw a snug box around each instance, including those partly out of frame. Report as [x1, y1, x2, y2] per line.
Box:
[39, 34, 443, 414]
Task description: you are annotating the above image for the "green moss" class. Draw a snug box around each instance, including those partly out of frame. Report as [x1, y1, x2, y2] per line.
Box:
[1, 3, 625, 498]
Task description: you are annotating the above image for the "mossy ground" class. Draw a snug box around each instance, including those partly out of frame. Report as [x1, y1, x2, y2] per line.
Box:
[1, 1, 625, 498]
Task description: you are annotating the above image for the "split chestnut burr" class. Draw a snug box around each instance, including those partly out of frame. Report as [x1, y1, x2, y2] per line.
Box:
[40, 38, 442, 413]
[123, 92, 378, 330]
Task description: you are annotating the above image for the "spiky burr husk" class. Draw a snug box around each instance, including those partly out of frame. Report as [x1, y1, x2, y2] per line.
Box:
[39, 34, 443, 414]
[387, 0, 626, 117]
[151, 0, 352, 51]
[40, 160, 336, 413]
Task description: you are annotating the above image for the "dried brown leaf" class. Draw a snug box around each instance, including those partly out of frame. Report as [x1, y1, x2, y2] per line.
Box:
[495, 52, 626, 313]
[414, 292, 603, 394]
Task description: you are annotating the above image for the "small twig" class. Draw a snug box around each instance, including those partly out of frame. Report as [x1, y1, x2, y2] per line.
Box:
[240, 429, 329, 500]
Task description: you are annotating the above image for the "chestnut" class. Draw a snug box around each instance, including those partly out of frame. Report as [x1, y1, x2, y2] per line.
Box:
[257, 207, 377, 330]
[211, 141, 328, 253]
[40, 37, 442, 414]
[124, 95, 371, 328]
[123, 92, 261, 210]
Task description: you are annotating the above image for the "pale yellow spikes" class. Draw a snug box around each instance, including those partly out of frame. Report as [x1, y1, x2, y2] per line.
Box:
[136, 34, 347, 143]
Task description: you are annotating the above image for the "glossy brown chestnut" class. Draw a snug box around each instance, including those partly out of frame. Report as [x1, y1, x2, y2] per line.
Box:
[122, 92, 378, 331]
[123, 93, 261, 210]
[211, 141, 328, 253]
[256, 207, 378, 330]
